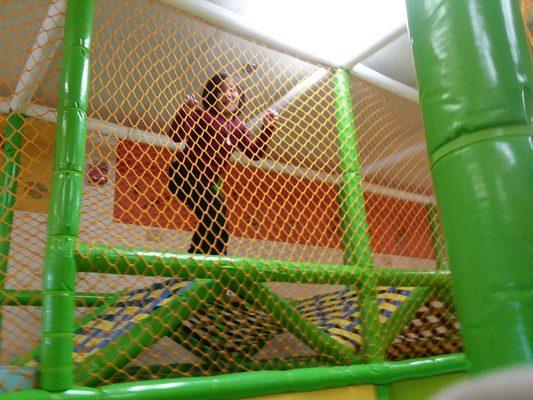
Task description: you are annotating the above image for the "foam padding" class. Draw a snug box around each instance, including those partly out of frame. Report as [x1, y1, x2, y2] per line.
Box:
[296, 286, 413, 352]
[73, 278, 193, 362]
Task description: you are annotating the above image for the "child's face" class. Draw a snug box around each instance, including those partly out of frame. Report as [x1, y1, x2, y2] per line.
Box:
[215, 77, 240, 117]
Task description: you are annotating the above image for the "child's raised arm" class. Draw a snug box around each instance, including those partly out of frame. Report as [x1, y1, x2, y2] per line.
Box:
[167, 94, 200, 142]
[237, 109, 279, 160]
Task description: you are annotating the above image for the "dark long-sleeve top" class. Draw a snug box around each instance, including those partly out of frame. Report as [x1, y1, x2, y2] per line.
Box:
[168, 107, 272, 178]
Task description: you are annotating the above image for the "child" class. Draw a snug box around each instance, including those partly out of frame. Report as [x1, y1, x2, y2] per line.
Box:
[167, 72, 279, 255]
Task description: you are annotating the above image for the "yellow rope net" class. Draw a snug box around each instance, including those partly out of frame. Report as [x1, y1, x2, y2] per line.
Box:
[5, 0, 529, 389]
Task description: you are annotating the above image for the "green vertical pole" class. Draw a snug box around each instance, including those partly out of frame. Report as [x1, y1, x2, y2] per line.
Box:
[426, 204, 446, 271]
[334, 68, 373, 267]
[333, 68, 383, 362]
[0, 112, 24, 355]
[0, 113, 23, 273]
[375, 384, 390, 400]
[406, 0, 533, 373]
[40, 0, 94, 391]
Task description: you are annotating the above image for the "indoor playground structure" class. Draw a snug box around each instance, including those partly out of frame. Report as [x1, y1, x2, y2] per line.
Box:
[0, 0, 531, 399]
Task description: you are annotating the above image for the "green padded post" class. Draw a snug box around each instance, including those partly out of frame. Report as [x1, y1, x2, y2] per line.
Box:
[406, 0, 533, 373]
[40, 0, 94, 391]
[333, 67, 383, 362]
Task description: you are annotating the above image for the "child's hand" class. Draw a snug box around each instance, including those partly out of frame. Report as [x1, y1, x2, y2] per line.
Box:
[263, 109, 279, 131]
[182, 94, 199, 112]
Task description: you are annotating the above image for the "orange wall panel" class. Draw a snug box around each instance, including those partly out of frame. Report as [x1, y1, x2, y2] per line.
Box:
[114, 140, 435, 259]
[113, 141, 196, 231]
[224, 164, 342, 248]
[364, 192, 435, 259]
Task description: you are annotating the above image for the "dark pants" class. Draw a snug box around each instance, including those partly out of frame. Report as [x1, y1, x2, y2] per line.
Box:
[168, 162, 228, 255]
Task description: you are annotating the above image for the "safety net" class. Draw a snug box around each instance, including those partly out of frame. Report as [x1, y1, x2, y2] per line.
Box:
[4, 0, 530, 389]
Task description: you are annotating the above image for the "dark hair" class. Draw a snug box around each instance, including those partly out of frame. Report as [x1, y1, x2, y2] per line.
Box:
[202, 72, 246, 116]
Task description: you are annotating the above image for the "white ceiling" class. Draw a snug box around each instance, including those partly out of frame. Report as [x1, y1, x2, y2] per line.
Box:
[362, 34, 417, 89]
[205, 0, 418, 88]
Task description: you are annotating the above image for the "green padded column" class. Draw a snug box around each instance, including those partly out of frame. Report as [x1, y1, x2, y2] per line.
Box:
[406, 0, 533, 373]
[40, 0, 94, 391]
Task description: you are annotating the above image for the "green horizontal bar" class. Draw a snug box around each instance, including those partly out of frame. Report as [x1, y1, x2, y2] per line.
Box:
[376, 268, 451, 288]
[0, 289, 114, 307]
[75, 242, 365, 285]
[0, 354, 465, 400]
[101, 354, 466, 398]
[75, 242, 450, 288]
